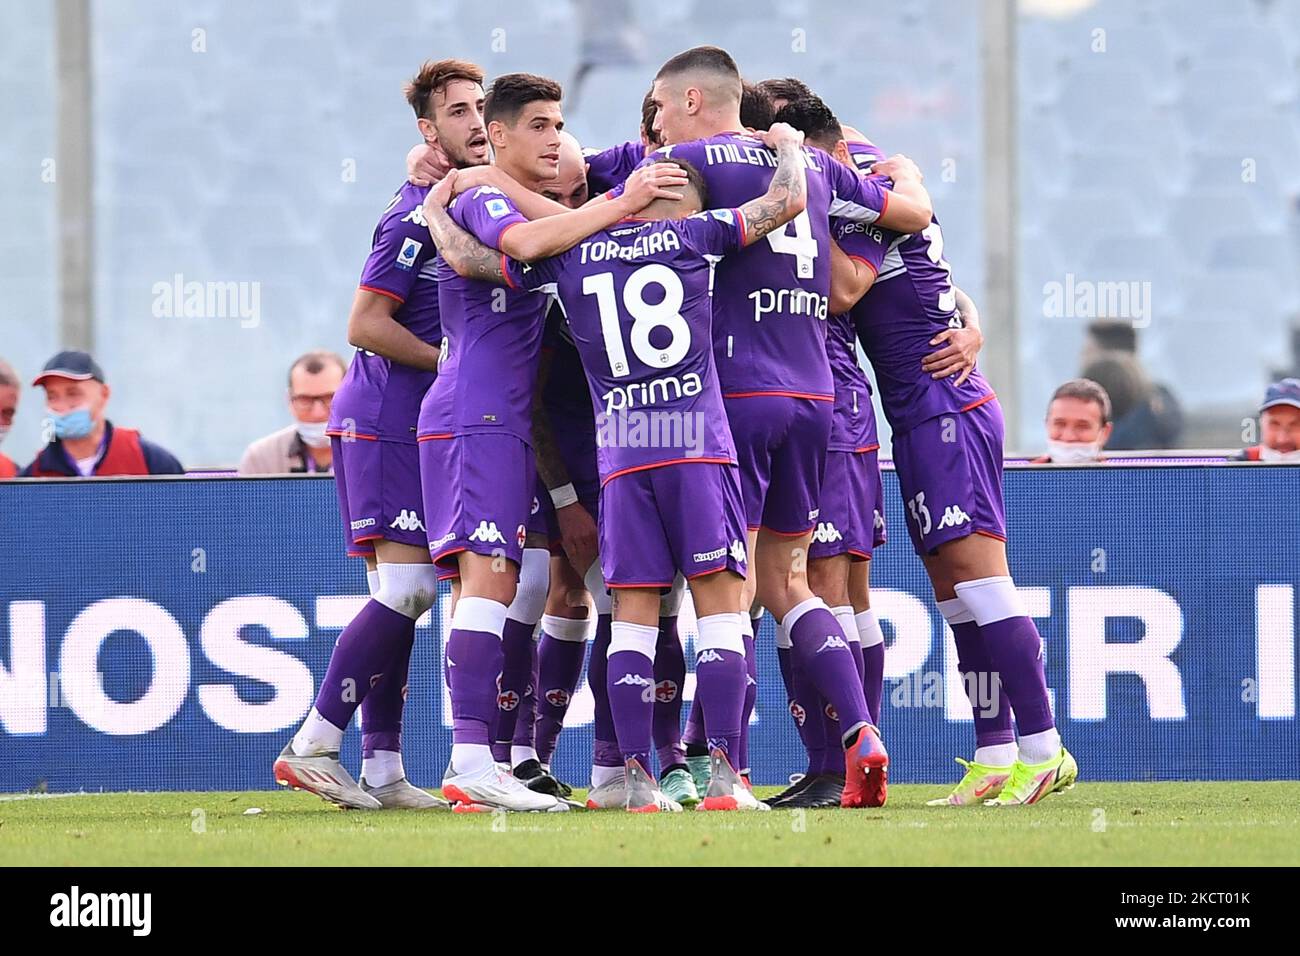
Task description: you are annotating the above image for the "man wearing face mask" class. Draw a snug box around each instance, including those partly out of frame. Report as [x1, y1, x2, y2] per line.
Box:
[21, 350, 183, 477]
[1032, 378, 1113, 464]
[0, 358, 19, 477]
[1235, 378, 1300, 462]
[238, 351, 345, 474]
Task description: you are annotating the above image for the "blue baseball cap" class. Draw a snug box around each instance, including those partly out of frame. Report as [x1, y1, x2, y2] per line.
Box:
[33, 350, 105, 386]
[1261, 378, 1300, 414]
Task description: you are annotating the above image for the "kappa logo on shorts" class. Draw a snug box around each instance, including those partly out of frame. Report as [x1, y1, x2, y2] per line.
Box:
[874, 510, 885, 530]
[817, 635, 849, 653]
[389, 509, 426, 532]
[655, 679, 678, 703]
[545, 688, 570, 707]
[693, 546, 727, 564]
[350, 517, 377, 531]
[697, 649, 725, 664]
[430, 531, 456, 549]
[937, 505, 972, 529]
[789, 700, 807, 726]
[729, 539, 747, 563]
[811, 521, 842, 544]
[468, 521, 507, 544]
[497, 690, 520, 711]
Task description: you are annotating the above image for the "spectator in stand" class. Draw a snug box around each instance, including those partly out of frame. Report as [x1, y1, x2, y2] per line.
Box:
[1032, 378, 1113, 463]
[0, 358, 19, 478]
[1081, 320, 1183, 448]
[1235, 378, 1300, 462]
[238, 351, 346, 475]
[21, 351, 183, 477]
[1082, 352, 1181, 450]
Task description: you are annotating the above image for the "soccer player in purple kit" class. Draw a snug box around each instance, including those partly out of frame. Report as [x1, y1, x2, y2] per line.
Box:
[272, 59, 493, 812]
[415, 72, 690, 811]
[427, 121, 813, 811]
[802, 105, 1079, 807]
[615, 46, 934, 807]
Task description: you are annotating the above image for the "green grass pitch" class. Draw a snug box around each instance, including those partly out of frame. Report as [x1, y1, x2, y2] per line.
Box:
[3, 783, 1297, 866]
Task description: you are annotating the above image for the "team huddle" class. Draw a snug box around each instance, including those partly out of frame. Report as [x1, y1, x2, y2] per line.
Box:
[272, 45, 1078, 813]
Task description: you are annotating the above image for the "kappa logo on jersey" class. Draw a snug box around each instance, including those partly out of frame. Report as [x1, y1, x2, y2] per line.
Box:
[468, 521, 507, 544]
[396, 237, 422, 270]
[389, 509, 426, 532]
[937, 505, 972, 529]
[789, 700, 807, 727]
[817, 634, 849, 653]
[497, 690, 520, 711]
[516, 524, 526, 549]
[729, 539, 747, 564]
[400, 204, 428, 227]
[655, 679, 679, 703]
[811, 521, 842, 544]
[545, 688, 570, 707]
[697, 649, 725, 664]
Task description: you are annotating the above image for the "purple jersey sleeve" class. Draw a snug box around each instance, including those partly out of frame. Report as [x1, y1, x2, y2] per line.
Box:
[679, 208, 746, 257]
[823, 152, 891, 224]
[584, 140, 645, 194]
[451, 186, 529, 252]
[833, 214, 895, 278]
[358, 192, 436, 303]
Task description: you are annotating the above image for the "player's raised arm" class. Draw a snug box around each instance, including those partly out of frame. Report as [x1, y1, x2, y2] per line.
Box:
[870, 154, 933, 232]
[420, 170, 512, 284]
[445, 163, 576, 220]
[829, 238, 878, 314]
[496, 161, 690, 261]
[734, 122, 809, 244]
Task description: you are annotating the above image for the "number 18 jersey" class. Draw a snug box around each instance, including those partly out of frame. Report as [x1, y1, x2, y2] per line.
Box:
[512, 210, 746, 483]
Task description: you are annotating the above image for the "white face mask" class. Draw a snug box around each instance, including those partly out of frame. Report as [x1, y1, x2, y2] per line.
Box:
[1259, 445, 1300, 463]
[1047, 440, 1102, 464]
[296, 420, 330, 448]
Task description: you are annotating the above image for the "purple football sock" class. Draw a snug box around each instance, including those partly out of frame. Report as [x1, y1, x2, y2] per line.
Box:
[360, 624, 415, 758]
[788, 651, 826, 775]
[861, 640, 885, 730]
[511, 631, 540, 751]
[694, 649, 746, 761]
[787, 602, 870, 744]
[313, 600, 417, 732]
[589, 613, 614, 747]
[534, 629, 586, 765]
[978, 616, 1055, 736]
[652, 615, 686, 771]
[737, 633, 757, 773]
[683, 697, 705, 748]
[817, 693, 842, 775]
[492, 617, 535, 760]
[447, 625, 504, 746]
[608, 647, 655, 770]
[951, 620, 1014, 746]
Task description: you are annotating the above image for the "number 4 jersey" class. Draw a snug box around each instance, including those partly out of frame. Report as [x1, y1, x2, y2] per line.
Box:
[509, 209, 747, 483]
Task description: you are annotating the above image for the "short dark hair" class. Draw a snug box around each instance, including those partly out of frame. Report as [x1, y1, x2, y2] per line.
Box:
[484, 72, 563, 126]
[404, 59, 484, 120]
[1049, 378, 1112, 424]
[289, 350, 347, 387]
[656, 45, 742, 98]
[756, 76, 813, 105]
[740, 81, 776, 131]
[640, 88, 661, 147]
[1087, 319, 1137, 353]
[774, 95, 844, 152]
[1082, 354, 1149, 421]
[660, 158, 708, 209]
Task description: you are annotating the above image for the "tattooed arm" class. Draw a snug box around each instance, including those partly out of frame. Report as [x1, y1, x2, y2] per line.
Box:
[736, 123, 809, 245]
[420, 170, 509, 283]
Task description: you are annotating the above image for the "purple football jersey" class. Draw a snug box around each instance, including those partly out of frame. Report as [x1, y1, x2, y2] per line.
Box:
[515, 209, 746, 482]
[328, 181, 440, 443]
[614, 133, 891, 400]
[835, 149, 993, 434]
[416, 185, 549, 444]
[584, 140, 645, 195]
[826, 306, 878, 452]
